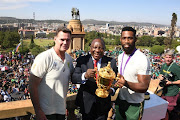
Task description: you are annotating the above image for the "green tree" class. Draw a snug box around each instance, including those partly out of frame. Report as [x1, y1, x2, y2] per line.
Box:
[47, 32, 56, 39]
[30, 45, 45, 56]
[109, 34, 113, 39]
[164, 37, 170, 48]
[2, 32, 13, 49]
[29, 43, 36, 49]
[155, 37, 165, 45]
[29, 35, 36, 49]
[169, 13, 177, 48]
[137, 36, 154, 47]
[151, 45, 164, 54]
[31, 35, 34, 44]
[0, 31, 5, 46]
[103, 33, 107, 38]
[84, 31, 118, 50]
[19, 46, 29, 54]
[1, 31, 20, 49]
[84, 42, 90, 52]
[171, 38, 180, 49]
[114, 35, 121, 45]
[95, 32, 101, 38]
[84, 31, 100, 50]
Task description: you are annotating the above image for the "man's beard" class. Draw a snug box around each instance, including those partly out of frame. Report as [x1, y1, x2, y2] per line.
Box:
[122, 44, 135, 54]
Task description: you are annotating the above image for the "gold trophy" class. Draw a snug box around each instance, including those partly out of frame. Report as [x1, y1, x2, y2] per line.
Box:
[95, 62, 116, 98]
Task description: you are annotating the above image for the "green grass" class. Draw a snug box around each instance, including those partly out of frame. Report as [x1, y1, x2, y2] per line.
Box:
[136, 46, 151, 50]
[23, 39, 54, 47]
[106, 45, 119, 51]
[0, 39, 54, 52]
[0, 38, 152, 53]
[106, 45, 151, 51]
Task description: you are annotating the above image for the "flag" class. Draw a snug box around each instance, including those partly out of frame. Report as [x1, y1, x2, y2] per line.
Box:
[15, 43, 21, 52]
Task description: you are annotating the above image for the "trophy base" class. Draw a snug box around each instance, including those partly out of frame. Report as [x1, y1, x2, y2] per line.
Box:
[95, 88, 109, 98]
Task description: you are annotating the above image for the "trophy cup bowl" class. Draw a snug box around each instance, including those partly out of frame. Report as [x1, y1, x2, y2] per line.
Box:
[95, 62, 116, 98]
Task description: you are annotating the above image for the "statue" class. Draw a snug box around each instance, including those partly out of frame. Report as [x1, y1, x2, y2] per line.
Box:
[71, 8, 75, 19]
[71, 8, 80, 20]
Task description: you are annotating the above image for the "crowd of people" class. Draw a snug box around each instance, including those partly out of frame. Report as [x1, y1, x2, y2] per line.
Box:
[0, 46, 179, 99]
[0, 26, 180, 120]
[71, 48, 180, 81]
[0, 52, 34, 103]
[0, 50, 80, 103]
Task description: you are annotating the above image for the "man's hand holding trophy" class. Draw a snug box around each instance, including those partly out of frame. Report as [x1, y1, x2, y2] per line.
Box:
[114, 73, 127, 88]
[85, 68, 97, 79]
[95, 62, 117, 98]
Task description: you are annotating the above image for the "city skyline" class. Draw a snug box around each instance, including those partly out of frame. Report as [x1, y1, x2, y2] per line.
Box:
[0, 0, 180, 26]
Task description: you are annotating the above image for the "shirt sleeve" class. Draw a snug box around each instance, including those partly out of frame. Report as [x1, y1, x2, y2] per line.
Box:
[137, 57, 151, 75]
[69, 57, 75, 75]
[30, 52, 49, 78]
[81, 72, 88, 84]
[174, 64, 180, 79]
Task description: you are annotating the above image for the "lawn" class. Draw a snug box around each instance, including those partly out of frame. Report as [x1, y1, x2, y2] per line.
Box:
[106, 45, 119, 51]
[23, 38, 54, 47]
[0, 38, 151, 53]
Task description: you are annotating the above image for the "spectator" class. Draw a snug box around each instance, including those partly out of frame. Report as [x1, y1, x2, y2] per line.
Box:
[158, 50, 180, 120]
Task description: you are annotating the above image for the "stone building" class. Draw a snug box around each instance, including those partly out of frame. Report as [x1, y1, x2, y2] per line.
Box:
[67, 8, 85, 53]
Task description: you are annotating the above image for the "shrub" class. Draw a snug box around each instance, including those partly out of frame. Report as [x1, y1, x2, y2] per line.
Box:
[151, 45, 164, 54]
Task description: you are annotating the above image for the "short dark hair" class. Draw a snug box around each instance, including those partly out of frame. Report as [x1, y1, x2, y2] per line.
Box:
[121, 26, 136, 37]
[56, 26, 71, 36]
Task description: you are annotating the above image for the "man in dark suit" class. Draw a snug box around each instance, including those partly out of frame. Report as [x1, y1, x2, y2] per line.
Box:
[72, 38, 118, 120]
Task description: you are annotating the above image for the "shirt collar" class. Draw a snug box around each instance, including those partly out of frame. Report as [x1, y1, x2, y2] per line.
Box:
[91, 56, 102, 63]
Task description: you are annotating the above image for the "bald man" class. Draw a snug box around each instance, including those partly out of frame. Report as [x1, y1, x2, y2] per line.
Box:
[72, 38, 118, 120]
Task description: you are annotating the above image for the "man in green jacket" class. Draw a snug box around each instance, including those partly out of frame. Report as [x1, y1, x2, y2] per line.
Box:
[158, 50, 180, 120]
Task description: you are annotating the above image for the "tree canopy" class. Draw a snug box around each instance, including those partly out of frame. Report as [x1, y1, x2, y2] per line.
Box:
[169, 13, 177, 48]
[84, 31, 120, 51]
[0, 31, 20, 49]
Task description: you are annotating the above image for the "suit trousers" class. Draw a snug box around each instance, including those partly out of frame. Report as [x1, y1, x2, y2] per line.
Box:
[45, 114, 65, 120]
[80, 91, 110, 120]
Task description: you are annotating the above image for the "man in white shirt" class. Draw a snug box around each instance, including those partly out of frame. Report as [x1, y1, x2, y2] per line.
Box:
[29, 26, 74, 120]
[115, 27, 151, 120]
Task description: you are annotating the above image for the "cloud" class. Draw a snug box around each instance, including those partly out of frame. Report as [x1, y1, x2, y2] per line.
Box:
[0, 3, 28, 10]
[0, 0, 51, 10]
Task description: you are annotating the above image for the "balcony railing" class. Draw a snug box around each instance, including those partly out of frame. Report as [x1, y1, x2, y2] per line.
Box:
[0, 93, 77, 119]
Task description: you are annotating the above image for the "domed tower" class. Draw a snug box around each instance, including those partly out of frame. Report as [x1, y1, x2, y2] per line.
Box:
[67, 8, 85, 53]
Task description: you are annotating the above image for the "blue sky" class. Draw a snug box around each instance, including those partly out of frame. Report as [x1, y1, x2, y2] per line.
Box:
[0, 0, 180, 25]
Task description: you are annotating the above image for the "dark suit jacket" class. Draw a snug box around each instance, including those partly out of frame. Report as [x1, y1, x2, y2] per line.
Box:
[72, 54, 118, 117]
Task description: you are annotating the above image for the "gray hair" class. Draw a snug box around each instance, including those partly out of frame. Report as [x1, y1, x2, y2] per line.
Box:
[164, 49, 174, 56]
